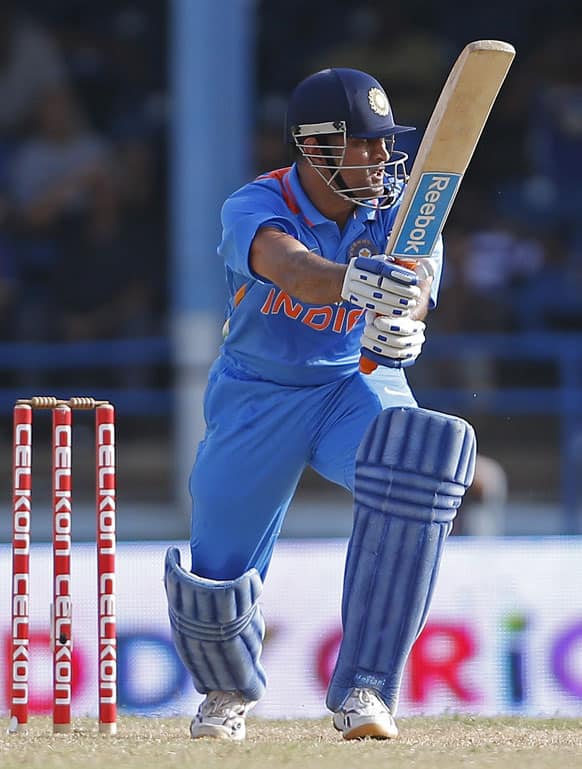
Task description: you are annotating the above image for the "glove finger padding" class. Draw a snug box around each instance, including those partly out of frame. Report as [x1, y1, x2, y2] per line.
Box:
[361, 315, 426, 361]
[342, 279, 417, 315]
[362, 339, 424, 361]
[368, 314, 425, 336]
[341, 256, 420, 314]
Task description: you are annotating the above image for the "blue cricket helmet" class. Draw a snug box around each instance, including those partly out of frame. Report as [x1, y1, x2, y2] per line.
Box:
[286, 67, 415, 141]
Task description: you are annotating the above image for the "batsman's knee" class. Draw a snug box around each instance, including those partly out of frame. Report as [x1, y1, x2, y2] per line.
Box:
[164, 547, 266, 702]
[356, 406, 476, 524]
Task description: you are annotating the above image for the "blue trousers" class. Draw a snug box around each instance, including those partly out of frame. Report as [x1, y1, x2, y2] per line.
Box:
[189, 360, 417, 581]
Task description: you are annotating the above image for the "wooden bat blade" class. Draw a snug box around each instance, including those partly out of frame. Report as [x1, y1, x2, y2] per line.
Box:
[359, 40, 515, 374]
[386, 40, 515, 260]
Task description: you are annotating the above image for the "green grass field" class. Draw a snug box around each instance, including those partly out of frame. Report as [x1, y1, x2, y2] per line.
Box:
[2, 716, 582, 769]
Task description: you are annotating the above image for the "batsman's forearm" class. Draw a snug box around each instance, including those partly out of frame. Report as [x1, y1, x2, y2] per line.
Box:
[251, 227, 346, 303]
[277, 250, 346, 304]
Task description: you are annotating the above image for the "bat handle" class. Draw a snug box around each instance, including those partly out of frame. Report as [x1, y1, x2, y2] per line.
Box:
[359, 258, 419, 375]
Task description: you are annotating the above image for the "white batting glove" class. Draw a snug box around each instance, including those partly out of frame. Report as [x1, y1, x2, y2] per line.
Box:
[361, 310, 426, 367]
[341, 256, 420, 317]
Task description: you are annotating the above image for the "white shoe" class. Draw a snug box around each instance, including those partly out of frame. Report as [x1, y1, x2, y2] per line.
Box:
[332, 687, 399, 740]
[190, 690, 256, 741]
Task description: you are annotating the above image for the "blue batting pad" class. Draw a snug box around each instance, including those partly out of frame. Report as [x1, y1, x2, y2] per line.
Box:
[326, 407, 476, 713]
[164, 547, 266, 702]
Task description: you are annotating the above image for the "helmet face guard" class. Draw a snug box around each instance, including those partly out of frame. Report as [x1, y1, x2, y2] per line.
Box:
[291, 119, 409, 209]
[286, 68, 415, 209]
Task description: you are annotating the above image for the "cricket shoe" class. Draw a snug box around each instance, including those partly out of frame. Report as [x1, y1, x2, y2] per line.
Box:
[190, 690, 256, 741]
[332, 687, 399, 740]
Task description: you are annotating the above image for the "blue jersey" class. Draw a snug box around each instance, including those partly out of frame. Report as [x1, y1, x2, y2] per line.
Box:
[217, 164, 443, 385]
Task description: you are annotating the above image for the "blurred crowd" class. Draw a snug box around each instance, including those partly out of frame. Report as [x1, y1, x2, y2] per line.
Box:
[0, 0, 166, 346]
[1, 0, 581, 357]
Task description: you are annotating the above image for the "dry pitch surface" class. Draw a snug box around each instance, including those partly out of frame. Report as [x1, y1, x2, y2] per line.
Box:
[1, 716, 581, 769]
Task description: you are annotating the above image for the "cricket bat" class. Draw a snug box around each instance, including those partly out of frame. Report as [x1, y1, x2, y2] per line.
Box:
[360, 39, 516, 374]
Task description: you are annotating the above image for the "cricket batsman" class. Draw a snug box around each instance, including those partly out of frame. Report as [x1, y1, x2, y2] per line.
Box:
[164, 67, 476, 741]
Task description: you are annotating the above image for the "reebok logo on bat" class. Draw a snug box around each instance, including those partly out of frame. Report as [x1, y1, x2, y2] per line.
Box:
[402, 176, 451, 251]
[392, 172, 462, 259]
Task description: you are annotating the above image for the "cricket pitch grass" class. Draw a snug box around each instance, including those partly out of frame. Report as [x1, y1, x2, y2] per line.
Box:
[1, 715, 581, 769]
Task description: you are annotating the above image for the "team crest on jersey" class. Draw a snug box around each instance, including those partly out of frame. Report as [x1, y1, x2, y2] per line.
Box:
[368, 87, 390, 116]
[348, 239, 376, 260]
